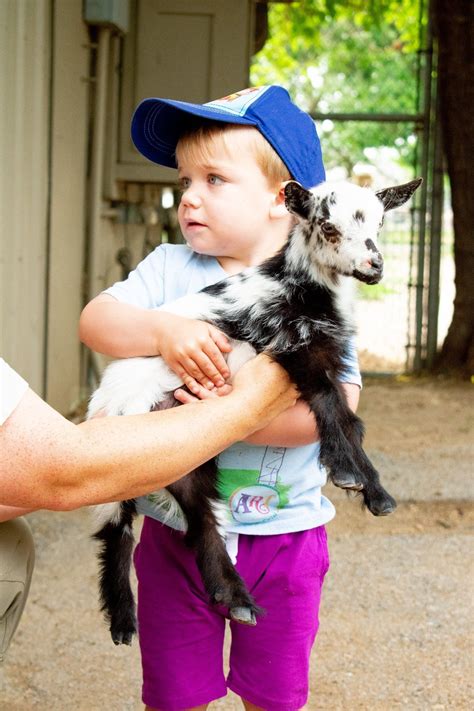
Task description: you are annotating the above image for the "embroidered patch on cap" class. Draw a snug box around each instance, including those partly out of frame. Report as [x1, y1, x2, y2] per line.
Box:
[205, 86, 270, 116]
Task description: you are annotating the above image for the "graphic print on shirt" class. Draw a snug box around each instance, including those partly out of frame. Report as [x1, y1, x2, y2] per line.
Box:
[218, 446, 291, 525]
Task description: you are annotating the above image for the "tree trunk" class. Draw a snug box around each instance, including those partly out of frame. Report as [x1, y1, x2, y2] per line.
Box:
[432, 0, 474, 375]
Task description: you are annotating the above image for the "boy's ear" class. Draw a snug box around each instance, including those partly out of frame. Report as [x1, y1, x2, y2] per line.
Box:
[270, 180, 294, 219]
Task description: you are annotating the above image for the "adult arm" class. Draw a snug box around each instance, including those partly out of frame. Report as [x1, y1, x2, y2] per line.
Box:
[0, 355, 297, 513]
[176, 382, 360, 447]
[243, 382, 360, 446]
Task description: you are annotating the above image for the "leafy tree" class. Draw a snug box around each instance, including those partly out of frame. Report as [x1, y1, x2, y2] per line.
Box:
[251, 0, 421, 174]
[252, 0, 473, 374]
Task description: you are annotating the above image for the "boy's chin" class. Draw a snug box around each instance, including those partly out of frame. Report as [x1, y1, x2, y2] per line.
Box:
[184, 239, 216, 257]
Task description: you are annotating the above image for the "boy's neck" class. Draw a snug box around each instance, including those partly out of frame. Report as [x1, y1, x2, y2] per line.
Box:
[216, 226, 290, 275]
[217, 256, 253, 275]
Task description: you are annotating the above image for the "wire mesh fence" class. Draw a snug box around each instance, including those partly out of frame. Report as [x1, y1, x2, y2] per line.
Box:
[251, 0, 450, 373]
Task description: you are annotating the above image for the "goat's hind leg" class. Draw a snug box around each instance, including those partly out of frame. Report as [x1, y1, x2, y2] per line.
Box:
[93, 500, 138, 645]
[168, 464, 263, 626]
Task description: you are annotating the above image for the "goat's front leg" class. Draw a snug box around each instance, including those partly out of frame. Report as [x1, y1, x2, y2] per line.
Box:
[168, 463, 263, 625]
[309, 384, 396, 515]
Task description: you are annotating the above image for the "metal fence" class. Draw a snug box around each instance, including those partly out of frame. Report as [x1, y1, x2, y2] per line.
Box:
[251, 0, 449, 373]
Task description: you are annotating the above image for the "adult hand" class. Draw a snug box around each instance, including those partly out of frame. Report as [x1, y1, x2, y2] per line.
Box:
[175, 353, 298, 427]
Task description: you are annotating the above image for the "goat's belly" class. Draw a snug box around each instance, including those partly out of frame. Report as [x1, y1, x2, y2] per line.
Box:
[87, 356, 183, 417]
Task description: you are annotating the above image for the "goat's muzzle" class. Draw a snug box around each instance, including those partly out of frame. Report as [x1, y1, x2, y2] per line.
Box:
[353, 253, 384, 285]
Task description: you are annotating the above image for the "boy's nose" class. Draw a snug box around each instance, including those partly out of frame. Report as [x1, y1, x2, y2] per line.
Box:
[180, 188, 202, 208]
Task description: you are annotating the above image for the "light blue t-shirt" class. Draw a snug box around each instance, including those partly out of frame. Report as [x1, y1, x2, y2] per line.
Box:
[104, 244, 362, 535]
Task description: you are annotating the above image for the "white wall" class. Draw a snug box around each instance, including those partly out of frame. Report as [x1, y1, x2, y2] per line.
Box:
[0, 0, 51, 394]
[0, 1, 89, 411]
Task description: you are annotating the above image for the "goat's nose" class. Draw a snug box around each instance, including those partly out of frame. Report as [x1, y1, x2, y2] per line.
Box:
[370, 253, 383, 270]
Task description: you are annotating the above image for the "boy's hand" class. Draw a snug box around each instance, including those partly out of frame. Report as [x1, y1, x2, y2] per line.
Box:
[157, 313, 232, 393]
[174, 381, 233, 404]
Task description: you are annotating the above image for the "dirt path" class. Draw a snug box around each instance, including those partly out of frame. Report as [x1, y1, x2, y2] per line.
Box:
[1, 377, 473, 710]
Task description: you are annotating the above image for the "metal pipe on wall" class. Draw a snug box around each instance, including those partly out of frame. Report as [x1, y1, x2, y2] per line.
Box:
[87, 26, 111, 304]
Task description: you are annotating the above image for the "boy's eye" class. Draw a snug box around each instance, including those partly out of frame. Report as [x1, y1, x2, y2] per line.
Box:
[179, 177, 191, 190]
[208, 174, 224, 185]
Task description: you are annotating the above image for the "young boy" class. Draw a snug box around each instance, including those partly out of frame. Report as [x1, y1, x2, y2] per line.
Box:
[80, 85, 362, 711]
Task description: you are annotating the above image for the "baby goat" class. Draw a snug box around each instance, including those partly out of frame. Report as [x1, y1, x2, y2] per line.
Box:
[89, 177, 422, 644]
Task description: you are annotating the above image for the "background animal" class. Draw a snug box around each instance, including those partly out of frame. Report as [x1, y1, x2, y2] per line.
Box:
[89, 177, 422, 645]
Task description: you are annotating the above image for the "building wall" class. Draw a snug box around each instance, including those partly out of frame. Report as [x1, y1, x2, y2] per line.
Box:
[0, 0, 52, 394]
[0, 0, 253, 413]
[0, 0, 89, 412]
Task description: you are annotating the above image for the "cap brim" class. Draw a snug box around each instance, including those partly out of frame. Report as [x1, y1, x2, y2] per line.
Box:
[131, 97, 256, 168]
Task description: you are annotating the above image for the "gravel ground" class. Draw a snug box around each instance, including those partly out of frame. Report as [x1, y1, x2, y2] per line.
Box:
[1, 377, 473, 710]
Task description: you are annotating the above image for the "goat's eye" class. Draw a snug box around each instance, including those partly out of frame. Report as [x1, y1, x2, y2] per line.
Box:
[321, 222, 340, 238]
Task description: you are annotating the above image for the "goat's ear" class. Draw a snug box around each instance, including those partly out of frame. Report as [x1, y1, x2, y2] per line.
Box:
[376, 178, 423, 212]
[284, 181, 314, 221]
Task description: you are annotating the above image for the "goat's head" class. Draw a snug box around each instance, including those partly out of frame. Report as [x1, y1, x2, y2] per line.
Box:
[284, 178, 422, 285]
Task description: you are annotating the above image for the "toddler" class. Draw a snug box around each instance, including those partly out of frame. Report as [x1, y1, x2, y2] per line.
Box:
[80, 85, 362, 711]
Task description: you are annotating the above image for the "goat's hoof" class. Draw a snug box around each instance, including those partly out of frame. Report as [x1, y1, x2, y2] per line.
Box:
[332, 472, 364, 491]
[111, 630, 134, 646]
[110, 620, 137, 646]
[367, 494, 397, 516]
[230, 606, 257, 626]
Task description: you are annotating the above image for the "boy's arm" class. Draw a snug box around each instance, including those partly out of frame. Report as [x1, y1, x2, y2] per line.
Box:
[79, 293, 168, 358]
[79, 294, 231, 389]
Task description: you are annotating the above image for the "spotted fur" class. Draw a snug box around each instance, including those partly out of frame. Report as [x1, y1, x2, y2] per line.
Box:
[90, 177, 422, 644]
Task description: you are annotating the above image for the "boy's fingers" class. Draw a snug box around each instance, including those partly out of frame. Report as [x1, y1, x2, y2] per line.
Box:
[209, 326, 232, 353]
[177, 356, 213, 390]
[190, 350, 228, 387]
[201, 343, 230, 383]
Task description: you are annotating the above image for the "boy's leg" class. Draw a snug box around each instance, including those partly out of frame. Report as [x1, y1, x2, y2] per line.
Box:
[228, 527, 330, 711]
[0, 518, 35, 664]
[134, 519, 228, 710]
[145, 706, 208, 711]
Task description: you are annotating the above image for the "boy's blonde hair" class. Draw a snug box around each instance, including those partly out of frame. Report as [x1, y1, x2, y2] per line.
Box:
[176, 122, 291, 188]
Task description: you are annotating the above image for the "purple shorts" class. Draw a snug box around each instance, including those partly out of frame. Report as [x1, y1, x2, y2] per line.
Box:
[134, 519, 330, 711]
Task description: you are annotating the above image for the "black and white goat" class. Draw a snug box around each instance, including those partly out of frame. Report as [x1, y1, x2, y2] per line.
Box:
[89, 177, 422, 645]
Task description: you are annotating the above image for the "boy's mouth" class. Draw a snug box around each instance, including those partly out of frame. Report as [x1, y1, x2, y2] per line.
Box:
[184, 220, 207, 230]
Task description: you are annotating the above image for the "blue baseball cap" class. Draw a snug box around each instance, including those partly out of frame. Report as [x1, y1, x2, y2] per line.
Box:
[131, 85, 325, 188]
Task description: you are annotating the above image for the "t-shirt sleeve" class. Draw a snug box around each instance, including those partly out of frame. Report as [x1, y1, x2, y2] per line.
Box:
[338, 338, 362, 388]
[103, 245, 167, 308]
[0, 359, 29, 425]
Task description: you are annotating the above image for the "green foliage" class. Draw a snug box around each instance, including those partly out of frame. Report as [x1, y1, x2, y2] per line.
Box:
[251, 0, 424, 174]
